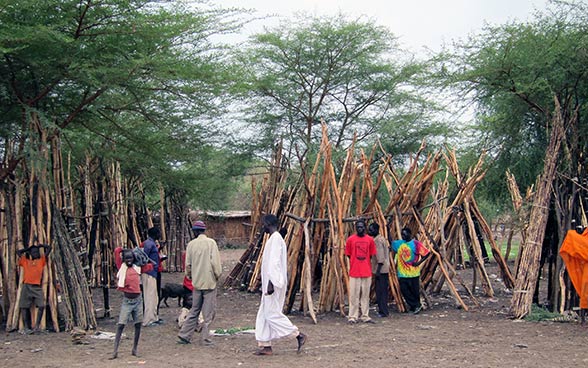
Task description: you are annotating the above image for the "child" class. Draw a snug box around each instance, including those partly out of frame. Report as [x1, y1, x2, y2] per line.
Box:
[111, 249, 142, 360]
[17, 244, 51, 333]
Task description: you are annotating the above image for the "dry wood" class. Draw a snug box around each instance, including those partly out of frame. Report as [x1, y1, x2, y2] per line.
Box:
[511, 98, 567, 319]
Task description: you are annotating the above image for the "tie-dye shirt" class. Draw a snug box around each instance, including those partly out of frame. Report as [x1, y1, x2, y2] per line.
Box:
[391, 238, 429, 278]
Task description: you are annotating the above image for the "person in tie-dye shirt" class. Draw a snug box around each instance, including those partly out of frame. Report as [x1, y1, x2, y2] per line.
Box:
[391, 227, 430, 314]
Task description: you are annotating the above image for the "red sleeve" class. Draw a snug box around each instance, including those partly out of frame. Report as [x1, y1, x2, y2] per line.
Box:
[141, 263, 154, 273]
[415, 240, 429, 256]
[18, 255, 25, 267]
[114, 247, 123, 270]
[345, 236, 353, 256]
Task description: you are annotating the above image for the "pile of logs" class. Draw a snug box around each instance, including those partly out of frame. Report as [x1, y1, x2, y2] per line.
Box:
[225, 124, 510, 321]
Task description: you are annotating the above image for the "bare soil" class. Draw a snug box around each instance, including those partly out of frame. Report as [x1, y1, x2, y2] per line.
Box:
[1, 249, 587, 368]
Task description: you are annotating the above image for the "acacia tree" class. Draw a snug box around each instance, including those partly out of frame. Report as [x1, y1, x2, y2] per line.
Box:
[436, 0, 588, 206]
[238, 14, 446, 161]
[0, 0, 249, 207]
[436, 0, 588, 312]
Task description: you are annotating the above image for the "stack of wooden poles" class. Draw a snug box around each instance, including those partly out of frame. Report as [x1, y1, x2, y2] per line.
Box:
[225, 124, 511, 321]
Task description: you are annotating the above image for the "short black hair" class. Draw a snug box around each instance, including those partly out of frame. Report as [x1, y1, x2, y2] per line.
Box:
[369, 223, 380, 233]
[148, 227, 161, 239]
[262, 214, 279, 227]
[401, 227, 412, 239]
[122, 249, 134, 260]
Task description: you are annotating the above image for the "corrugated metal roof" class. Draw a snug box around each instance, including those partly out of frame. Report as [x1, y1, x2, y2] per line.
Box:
[196, 210, 251, 218]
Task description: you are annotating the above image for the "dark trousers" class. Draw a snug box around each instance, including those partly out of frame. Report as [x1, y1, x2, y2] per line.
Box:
[399, 277, 421, 312]
[374, 274, 390, 316]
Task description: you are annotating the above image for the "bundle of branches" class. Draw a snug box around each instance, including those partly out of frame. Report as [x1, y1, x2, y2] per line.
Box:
[1, 117, 94, 332]
[407, 149, 514, 313]
[511, 99, 569, 318]
[0, 120, 192, 329]
[223, 143, 294, 292]
[225, 124, 507, 320]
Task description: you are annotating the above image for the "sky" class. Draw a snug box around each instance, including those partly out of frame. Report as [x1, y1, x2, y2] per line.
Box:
[218, 0, 549, 54]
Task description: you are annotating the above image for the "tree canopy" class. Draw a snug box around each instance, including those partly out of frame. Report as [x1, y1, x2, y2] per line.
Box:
[237, 14, 448, 162]
[0, 0, 250, 208]
[435, 0, 588, 204]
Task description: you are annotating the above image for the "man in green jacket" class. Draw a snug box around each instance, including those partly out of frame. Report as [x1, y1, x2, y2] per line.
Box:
[177, 220, 222, 345]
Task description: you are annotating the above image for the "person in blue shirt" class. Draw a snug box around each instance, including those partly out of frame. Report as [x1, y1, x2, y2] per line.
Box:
[142, 227, 161, 326]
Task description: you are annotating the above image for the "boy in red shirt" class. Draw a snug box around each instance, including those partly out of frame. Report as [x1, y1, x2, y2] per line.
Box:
[17, 244, 51, 333]
[345, 220, 376, 323]
[111, 249, 143, 360]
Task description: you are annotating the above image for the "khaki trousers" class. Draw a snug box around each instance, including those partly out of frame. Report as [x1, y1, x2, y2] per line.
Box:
[178, 288, 217, 342]
[141, 274, 159, 326]
[348, 276, 371, 321]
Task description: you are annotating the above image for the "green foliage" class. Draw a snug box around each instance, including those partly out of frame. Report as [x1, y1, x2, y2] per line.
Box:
[0, 0, 252, 208]
[238, 13, 449, 162]
[213, 326, 254, 335]
[435, 0, 588, 203]
[524, 304, 563, 322]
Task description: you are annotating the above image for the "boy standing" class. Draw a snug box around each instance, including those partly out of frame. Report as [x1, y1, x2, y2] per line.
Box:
[111, 249, 142, 359]
[17, 244, 51, 333]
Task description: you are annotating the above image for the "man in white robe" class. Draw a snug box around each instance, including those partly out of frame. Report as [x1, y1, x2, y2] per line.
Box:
[254, 214, 307, 356]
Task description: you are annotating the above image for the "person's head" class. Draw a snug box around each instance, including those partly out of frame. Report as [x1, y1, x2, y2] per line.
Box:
[29, 246, 41, 260]
[367, 223, 379, 237]
[262, 214, 279, 234]
[355, 220, 366, 236]
[191, 220, 206, 237]
[122, 249, 135, 267]
[148, 227, 161, 241]
[401, 227, 412, 242]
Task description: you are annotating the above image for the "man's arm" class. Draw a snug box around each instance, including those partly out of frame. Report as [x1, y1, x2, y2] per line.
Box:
[184, 247, 192, 279]
[413, 253, 430, 267]
[376, 263, 383, 276]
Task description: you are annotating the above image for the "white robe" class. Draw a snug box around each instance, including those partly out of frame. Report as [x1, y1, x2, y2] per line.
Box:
[255, 231, 298, 343]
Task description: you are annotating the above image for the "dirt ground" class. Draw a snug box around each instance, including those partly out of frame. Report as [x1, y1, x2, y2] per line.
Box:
[1, 248, 587, 368]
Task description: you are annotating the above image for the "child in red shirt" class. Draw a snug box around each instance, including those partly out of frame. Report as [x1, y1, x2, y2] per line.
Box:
[17, 244, 51, 333]
[111, 249, 143, 360]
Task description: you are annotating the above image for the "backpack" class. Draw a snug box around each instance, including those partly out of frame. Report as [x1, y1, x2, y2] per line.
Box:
[132, 247, 151, 266]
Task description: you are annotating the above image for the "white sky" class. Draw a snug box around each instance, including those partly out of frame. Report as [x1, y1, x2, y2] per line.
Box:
[218, 0, 549, 54]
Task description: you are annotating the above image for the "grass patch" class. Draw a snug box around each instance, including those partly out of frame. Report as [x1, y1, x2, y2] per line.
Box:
[524, 304, 562, 322]
[459, 238, 520, 262]
[214, 326, 254, 335]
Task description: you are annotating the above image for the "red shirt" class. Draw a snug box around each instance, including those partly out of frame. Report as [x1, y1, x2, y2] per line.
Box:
[345, 234, 376, 278]
[118, 267, 141, 294]
[18, 255, 46, 285]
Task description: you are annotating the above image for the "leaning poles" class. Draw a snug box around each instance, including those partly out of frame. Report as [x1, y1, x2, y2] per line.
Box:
[511, 98, 567, 319]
